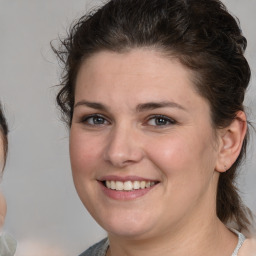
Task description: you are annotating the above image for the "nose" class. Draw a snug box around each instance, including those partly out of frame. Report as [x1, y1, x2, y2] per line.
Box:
[103, 124, 144, 168]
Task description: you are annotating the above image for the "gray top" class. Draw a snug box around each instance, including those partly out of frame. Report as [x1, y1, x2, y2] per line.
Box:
[79, 230, 246, 256]
[79, 238, 108, 256]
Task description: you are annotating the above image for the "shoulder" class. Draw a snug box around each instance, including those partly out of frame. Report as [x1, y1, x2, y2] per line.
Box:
[239, 237, 256, 256]
[239, 212, 256, 255]
[79, 238, 109, 256]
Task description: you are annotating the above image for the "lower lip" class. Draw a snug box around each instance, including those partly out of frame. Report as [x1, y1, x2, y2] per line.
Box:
[99, 182, 156, 200]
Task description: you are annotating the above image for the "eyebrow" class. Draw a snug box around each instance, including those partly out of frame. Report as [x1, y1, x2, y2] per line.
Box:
[136, 101, 187, 112]
[74, 101, 109, 111]
[74, 100, 187, 112]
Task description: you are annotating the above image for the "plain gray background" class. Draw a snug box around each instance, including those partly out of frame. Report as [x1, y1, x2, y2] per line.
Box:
[0, 0, 255, 255]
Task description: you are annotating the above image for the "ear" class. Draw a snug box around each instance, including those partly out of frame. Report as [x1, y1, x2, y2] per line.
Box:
[215, 111, 247, 173]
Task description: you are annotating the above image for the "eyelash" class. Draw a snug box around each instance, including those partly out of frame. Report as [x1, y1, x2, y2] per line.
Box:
[145, 115, 177, 127]
[80, 114, 176, 128]
[80, 114, 110, 126]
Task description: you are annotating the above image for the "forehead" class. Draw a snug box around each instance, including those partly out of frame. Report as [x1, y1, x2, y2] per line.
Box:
[78, 48, 193, 78]
[75, 49, 208, 110]
[76, 49, 198, 96]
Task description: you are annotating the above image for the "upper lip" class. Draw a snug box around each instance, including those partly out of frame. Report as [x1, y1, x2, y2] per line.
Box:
[98, 175, 159, 182]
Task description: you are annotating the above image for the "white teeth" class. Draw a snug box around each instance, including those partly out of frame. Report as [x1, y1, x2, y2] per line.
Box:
[124, 181, 133, 191]
[146, 181, 151, 188]
[140, 181, 146, 189]
[110, 181, 116, 190]
[105, 180, 157, 191]
[106, 180, 111, 188]
[133, 181, 140, 190]
[116, 181, 124, 190]
[150, 182, 155, 186]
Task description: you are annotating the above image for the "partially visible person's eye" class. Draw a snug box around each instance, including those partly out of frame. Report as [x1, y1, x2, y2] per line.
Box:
[146, 115, 176, 127]
[81, 114, 110, 126]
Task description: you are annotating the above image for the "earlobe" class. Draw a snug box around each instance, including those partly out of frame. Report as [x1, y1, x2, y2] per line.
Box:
[215, 111, 247, 173]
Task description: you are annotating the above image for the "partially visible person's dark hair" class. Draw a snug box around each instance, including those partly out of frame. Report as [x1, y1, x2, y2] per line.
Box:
[0, 103, 8, 168]
[53, 0, 251, 230]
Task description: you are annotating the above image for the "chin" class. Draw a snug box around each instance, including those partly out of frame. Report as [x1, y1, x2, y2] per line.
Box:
[94, 210, 158, 240]
[106, 225, 153, 240]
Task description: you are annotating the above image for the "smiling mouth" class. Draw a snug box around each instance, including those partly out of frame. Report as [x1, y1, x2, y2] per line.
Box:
[103, 180, 158, 191]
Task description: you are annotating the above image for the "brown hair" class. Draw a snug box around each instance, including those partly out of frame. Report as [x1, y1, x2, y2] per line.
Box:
[53, 0, 251, 230]
[0, 103, 8, 168]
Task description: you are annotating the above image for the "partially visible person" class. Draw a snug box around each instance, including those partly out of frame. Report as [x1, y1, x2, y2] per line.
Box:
[0, 105, 66, 256]
[0, 103, 17, 256]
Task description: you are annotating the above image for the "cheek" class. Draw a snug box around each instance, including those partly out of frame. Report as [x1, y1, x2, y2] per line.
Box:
[145, 132, 217, 181]
[69, 129, 102, 177]
[146, 135, 191, 168]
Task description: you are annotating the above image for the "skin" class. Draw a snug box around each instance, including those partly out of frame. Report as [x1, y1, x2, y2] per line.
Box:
[70, 49, 246, 256]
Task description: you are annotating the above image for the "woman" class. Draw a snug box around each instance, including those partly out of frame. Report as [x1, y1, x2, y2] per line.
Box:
[54, 0, 256, 255]
[0, 104, 17, 256]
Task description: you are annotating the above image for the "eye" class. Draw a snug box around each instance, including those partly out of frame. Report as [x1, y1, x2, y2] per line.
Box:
[146, 115, 176, 126]
[82, 114, 110, 126]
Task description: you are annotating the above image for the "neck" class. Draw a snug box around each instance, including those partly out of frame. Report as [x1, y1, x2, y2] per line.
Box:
[107, 217, 238, 256]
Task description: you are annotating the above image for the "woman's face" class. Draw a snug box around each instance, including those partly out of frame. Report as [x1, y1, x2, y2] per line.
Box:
[70, 49, 222, 239]
[0, 134, 7, 228]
